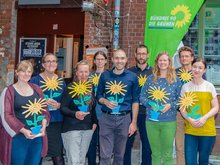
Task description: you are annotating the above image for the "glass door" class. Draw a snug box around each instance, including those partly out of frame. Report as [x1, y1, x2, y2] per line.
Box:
[204, 3, 220, 86]
[183, 0, 220, 86]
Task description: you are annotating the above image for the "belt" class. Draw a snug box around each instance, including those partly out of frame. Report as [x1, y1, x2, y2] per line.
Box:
[102, 110, 131, 116]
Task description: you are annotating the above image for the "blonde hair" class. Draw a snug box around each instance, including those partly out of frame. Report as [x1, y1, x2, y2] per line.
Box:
[16, 60, 33, 73]
[75, 60, 90, 71]
[153, 52, 176, 84]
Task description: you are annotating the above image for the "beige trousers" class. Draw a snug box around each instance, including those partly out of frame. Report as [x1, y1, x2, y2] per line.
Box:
[175, 112, 185, 165]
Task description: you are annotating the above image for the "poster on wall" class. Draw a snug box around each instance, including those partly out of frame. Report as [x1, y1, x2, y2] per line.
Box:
[19, 38, 47, 76]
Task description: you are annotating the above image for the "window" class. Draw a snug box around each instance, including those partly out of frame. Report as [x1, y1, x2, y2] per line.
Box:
[183, 0, 220, 87]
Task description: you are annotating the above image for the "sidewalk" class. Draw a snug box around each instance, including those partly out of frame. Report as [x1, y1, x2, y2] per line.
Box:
[42, 130, 220, 165]
[42, 149, 140, 165]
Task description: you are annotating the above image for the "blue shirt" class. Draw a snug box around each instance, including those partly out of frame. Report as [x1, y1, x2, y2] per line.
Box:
[96, 69, 140, 113]
[129, 65, 152, 114]
[30, 75, 66, 122]
[140, 74, 182, 122]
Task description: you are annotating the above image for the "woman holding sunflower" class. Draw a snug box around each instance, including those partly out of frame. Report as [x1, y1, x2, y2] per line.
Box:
[179, 58, 219, 165]
[140, 52, 182, 165]
[30, 53, 66, 165]
[87, 51, 108, 165]
[0, 60, 50, 165]
[61, 60, 97, 165]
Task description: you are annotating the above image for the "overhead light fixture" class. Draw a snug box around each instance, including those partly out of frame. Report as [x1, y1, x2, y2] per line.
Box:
[81, 1, 95, 12]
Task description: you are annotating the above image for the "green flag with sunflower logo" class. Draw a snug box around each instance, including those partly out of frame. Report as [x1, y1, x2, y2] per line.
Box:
[144, 0, 205, 66]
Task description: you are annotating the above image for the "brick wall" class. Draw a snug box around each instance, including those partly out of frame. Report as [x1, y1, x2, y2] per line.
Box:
[0, 0, 17, 92]
[120, 0, 147, 67]
[83, 0, 147, 67]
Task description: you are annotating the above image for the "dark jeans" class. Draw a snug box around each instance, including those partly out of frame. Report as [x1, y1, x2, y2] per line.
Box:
[185, 134, 216, 165]
[124, 113, 152, 165]
[99, 113, 131, 165]
[87, 126, 99, 165]
[11, 135, 42, 165]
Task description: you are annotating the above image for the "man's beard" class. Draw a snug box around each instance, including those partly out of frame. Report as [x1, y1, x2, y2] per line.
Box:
[136, 58, 146, 65]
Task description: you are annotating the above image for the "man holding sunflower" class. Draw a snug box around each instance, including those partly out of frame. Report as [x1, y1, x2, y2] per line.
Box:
[96, 49, 140, 165]
[124, 44, 152, 165]
[175, 46, 195, 165]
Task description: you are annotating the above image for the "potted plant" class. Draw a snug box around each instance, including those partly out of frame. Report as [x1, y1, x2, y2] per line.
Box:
[68, 80, 92, 112]
[22, 98, 47, 135]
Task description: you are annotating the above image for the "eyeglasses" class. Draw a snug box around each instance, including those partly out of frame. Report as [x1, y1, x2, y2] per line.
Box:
[95, 58, 106, 61]
[136, 53, 148, 56]
[44, 60, 57, 64]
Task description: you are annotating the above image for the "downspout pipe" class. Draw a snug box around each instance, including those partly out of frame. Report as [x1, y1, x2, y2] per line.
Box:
[113, 0, 120, 50]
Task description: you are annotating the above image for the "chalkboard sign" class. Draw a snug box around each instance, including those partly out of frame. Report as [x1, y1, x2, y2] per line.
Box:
[19, 38, 47, 76]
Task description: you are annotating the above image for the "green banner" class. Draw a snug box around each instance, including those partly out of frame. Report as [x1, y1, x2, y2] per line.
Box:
[144, 0, 204, 66]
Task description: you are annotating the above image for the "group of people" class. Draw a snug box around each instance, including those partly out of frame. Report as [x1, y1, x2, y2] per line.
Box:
[0, 45, 219, 165]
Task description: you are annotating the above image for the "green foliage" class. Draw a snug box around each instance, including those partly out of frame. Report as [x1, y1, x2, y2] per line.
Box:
[107, 97, 115, 102]
[53, 92, 61, 98]
[84, 95, 91, 102]
[148, 101, 161, 111]
[73, 99, 81, 105]
[26, 120, 34, 126]
[193, 105, 200, 112]
[148, 101, 157, 108]
[118, 98, 124, 103]
[159, 105, 164, 111]
[44, 94, 49, 99]
[187, 105, 202, 119]
[37, 116, 45, 122]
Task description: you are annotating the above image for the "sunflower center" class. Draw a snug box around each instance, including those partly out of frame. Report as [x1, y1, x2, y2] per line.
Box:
[153, 91, 164, 100]
[30, 103, 42, 113]
[110, 85, 121, 94]
[76, 84, 87, 94]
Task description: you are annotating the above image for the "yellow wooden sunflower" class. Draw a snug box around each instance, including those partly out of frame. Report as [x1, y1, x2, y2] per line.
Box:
[68, 80, 92, 98]
[138, 75, 147, 87]
[106, 80, 127, 96]
[22, 98, 47, 118]
[177, 68, 192, 83]
[148, 86, 170, 103]
[40, 77, 63, 92]
[89, 73, 101, 87]
[178, 92, 198, 111]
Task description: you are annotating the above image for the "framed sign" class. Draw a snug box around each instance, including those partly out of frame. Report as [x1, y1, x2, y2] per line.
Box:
[19, 38, 47, 60]
[19, 38, 47, 76]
